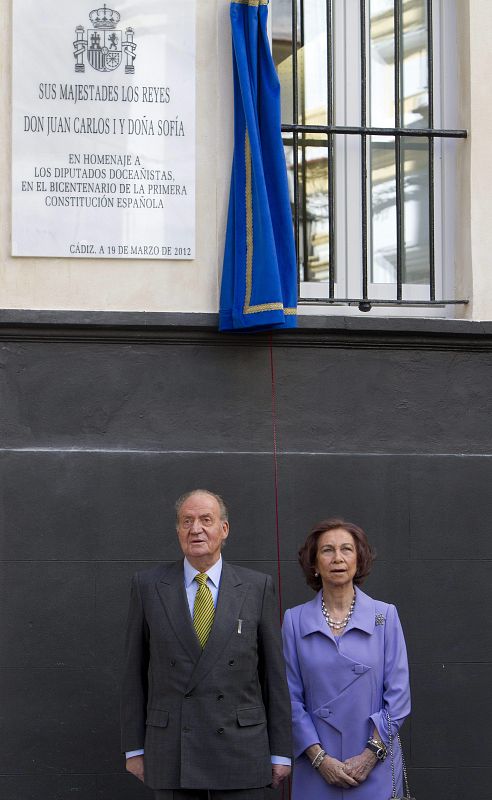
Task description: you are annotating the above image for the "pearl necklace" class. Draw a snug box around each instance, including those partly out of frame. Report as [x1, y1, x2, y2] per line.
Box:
[321, 592, 356, 631]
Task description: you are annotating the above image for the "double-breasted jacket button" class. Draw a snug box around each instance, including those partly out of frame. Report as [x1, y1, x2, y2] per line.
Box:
[228, 659, 235, 666]
[182, 726, 191, 733]
[170, 659, 176, 667]
[184, 691, 193, 698]
[217, 727, 224, 734]
[217, 693, 224, 701]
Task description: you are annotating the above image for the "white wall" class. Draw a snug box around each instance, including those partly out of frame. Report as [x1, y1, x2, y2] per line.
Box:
[461, 0, 492, 320]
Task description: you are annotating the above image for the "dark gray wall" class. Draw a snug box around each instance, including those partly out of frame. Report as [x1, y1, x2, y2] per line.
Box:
[1, 312, 491, 799]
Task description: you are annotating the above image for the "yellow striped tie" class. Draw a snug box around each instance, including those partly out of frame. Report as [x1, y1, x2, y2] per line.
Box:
[193, 573, 215, 647]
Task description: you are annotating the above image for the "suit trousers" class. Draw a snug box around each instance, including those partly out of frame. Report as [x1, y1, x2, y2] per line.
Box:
[154, 789, 266, 799]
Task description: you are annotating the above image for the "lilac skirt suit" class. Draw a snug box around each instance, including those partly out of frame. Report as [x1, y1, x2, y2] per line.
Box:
[282, 587, 410, 799]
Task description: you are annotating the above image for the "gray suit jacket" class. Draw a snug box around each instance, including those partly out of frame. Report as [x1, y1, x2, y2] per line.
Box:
[120, 560, 292, 791]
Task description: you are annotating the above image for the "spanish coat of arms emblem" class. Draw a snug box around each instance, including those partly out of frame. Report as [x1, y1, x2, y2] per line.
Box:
[73, 5, 136, 73]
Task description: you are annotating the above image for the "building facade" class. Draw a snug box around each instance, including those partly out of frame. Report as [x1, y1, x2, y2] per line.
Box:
[1, 2, 491, 799]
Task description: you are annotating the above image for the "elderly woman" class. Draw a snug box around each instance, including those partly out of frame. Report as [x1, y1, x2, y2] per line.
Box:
[282, 519, 410, 799]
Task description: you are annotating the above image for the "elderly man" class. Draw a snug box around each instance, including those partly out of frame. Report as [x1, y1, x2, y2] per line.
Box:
[121, 489, 292, 799]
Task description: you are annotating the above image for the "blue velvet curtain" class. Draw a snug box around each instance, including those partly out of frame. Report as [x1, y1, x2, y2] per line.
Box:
[219, 0, 297, 331]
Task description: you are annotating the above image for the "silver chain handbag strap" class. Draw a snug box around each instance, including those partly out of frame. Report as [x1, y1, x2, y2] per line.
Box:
[386, 709, 414, 800]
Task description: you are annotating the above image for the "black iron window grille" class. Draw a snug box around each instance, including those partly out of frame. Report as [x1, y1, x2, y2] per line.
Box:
[272, 0, 468, 312]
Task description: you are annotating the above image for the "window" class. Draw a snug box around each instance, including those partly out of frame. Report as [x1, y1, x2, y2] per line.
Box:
[272, 0, 467, 313]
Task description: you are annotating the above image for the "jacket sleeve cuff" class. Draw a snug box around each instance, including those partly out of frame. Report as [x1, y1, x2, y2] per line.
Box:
[125, 749, 144, 758]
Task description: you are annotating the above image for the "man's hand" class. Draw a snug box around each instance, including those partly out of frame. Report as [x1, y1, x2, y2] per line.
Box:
[271, 763, 291, 788]
[343, 749, 378, 784]
[126, 754, 144, 782]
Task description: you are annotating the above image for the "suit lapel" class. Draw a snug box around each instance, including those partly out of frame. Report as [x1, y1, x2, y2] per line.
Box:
[186, 561, 247, 691]
[155, 560, 202, 661]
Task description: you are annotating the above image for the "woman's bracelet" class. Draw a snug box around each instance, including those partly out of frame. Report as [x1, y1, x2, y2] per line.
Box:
[366, 737, 387, 761]
[311, 749, 326, 769]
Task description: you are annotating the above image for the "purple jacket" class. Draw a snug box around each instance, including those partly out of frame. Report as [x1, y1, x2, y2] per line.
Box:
[282, 587, 410, 799]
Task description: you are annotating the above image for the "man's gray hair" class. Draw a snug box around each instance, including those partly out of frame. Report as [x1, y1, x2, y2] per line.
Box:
[175, 489, 229, 524]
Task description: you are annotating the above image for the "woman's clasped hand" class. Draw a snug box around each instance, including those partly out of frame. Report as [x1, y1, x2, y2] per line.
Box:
[342, 749, 378, 784]
[317, 754, 359, 788]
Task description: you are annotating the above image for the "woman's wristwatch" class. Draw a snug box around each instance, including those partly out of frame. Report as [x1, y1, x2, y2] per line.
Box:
[366, 737, 387, 761]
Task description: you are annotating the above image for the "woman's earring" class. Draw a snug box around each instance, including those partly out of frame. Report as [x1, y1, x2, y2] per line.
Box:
[314, 572, 319, 577]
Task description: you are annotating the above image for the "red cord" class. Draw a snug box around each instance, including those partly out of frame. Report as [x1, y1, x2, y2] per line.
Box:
[270, 335, 292, 800]
[269, 333, 283, 621]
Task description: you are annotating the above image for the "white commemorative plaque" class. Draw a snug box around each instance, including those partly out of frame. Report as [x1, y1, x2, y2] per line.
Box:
[12, 0, 196, 259]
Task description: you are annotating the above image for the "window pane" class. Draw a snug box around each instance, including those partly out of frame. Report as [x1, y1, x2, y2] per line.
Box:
[370, 138, 397, 283]
[272, 0, 329, 127]
[370, 135, 430, 284]
[402, 0, 429, 127]
[369, 0, 429, 128]
[272, 0, 300, 124]
[370, 0, 396, 127]
[297, 0, 328, 126]
[402, 136, 430, 283]
[282, 139, 296, 245]
[297, 138, 330, 282]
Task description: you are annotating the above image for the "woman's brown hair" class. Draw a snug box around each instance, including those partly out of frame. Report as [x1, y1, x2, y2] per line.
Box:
[298, 518, 375, 591]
